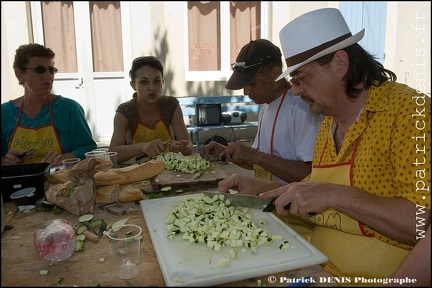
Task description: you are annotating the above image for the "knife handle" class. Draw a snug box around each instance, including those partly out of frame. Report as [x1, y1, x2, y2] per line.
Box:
[135, 153, 148, 162]
[284, 201, 316, 216]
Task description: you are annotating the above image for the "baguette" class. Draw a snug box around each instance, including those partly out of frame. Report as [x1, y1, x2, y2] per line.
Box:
[96, 184, 120, 204]
[95, 159, 112, 171]
[117, 183, 144, 203]
[94, 160, 165, 186]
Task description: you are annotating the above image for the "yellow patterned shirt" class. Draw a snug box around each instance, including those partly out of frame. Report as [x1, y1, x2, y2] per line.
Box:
[305, 81, 431, 249]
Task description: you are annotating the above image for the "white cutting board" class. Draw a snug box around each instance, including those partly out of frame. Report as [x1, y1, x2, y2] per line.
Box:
[140, 194, 328, 287]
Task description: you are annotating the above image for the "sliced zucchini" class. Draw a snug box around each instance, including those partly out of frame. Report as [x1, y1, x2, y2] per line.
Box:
[111, 217, 130, 232]
[39, 269, 49, 275]
[161, 186, 172, 192]
[78, 214, 94, 223]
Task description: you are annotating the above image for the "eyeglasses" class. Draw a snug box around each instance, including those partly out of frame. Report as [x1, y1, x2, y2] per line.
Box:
[231, 61, 262, 72]
[26, 66, 58, 75]
[288, 63, 313, 86]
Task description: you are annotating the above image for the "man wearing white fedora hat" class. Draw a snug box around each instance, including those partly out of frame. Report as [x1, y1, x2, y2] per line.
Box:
[218, 7, 430, 280]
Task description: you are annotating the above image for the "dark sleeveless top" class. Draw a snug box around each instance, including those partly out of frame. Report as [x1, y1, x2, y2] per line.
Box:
[116, 93, 179, 143]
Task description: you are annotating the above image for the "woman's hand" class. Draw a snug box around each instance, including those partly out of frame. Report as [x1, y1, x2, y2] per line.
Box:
[3, 149, 25, 166]
[142, 139, 166, 157]
[42, 151, 64, 166]
[200, 141, 226, 158]
[168, 140, 191, 155]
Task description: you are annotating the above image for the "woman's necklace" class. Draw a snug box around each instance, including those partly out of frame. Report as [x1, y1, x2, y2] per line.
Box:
[149, 112, 157, 129]
[140, 101, 158, 129]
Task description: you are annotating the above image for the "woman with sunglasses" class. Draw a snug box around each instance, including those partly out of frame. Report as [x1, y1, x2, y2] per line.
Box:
[109, 56, 193, 163]
[1, 43, 97, 166]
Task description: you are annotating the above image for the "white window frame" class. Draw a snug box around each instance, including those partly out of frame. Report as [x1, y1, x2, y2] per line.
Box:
[184, 1, 268, 82]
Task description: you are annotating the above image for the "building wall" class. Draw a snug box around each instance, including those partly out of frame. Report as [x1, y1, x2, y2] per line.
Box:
[385, 2, 430, 94]
[1, 1, 32, 102]
[2, 1, 430, 102]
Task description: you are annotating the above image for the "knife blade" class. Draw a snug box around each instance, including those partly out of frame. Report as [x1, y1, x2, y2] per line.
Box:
[203, 191, 269, 210]
[18, 148, 36, 159]
[205, 155, 227, 162]
[263, 197, 317, 216]
[135, 153, 150, 163]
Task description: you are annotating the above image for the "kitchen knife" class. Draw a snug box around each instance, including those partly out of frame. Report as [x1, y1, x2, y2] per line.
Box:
[203, 191, 269, 210]
[135, 153, 150, 163]
[18, 148, 36, 159]
[193, 170, 205, 179]
[263, 198, 317, 216]
[205, 155, 227, 163]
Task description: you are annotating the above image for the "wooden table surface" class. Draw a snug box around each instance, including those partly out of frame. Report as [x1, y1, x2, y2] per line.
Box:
[1, 165, 335, 287]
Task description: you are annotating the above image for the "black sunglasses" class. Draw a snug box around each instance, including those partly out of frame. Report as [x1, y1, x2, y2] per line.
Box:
[231, 61, 262, 72]
[26, 66, 58, 75]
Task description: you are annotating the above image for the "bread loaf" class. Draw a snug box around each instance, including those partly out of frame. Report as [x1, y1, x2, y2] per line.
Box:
[94, 160, 113, 171]
[117, 183, 144, 203]
[94, 160, 165, 186]
[96, 184, 120, 204]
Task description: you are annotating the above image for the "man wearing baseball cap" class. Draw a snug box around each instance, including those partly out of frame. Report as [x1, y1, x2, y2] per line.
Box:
[218, 8, 430, 280]
[201, 39, 323, 185]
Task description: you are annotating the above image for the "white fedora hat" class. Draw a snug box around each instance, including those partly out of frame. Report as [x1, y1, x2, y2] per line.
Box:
[276, 8, 365, 81]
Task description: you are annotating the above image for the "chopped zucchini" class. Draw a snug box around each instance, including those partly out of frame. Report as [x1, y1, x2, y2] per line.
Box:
[217, 256, 231, 267]
[76, 225, 88, 235]
[76, 234, 86, 241]
[165, 193, 286, 256]
[90, 218, 103, 228]
[279, 241, 290, 249]
[75, 239, 84, 252]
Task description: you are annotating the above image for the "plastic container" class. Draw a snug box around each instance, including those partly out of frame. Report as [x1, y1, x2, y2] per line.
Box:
[10, 187, 37, 206]
[1, 163, 51, 201]
[33, 219, 76, 264]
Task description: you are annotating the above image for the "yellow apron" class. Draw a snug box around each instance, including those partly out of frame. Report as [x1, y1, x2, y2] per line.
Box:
[9, 100, 63, 164]
[254, 88, 314, 236]
[309, 136, 409, 280]
[132, 100, 172, 147]
[253, 164, 272, 180]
